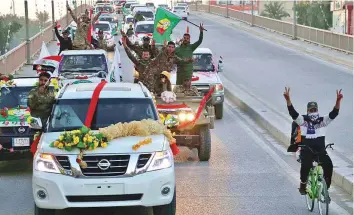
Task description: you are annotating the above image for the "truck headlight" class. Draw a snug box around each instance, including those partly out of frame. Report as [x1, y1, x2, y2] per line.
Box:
[34, 153, 61, 174]
[214, 84, 224, 92]
[147, 150, 173, 172]
[178, 112, 194, 121]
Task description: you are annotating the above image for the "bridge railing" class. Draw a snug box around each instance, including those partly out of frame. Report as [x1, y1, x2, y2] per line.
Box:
[0, 4, 90, 75]
[190, 3, 353, 54]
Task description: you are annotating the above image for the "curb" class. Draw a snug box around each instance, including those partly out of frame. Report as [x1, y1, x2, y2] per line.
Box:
[221, 77, 353, 197]
[193, 11, 353, 71]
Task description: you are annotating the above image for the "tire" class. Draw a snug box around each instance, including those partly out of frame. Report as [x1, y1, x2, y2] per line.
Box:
[152, 188, 176, 215]
[318, 177, 329, 215]
[198, 126, 211, 161]
[305, 177, 314, 212]
[34, 204, 56, 215]
[214, 103, 223, 119]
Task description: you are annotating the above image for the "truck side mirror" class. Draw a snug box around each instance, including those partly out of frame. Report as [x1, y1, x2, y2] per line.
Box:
[218, 56, 223, 72]
[29, 117, 43, 130]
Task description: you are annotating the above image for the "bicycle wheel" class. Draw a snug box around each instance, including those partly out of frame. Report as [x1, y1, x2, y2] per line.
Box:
[318, 178, 329, 215]
[305, 178, 315, 211]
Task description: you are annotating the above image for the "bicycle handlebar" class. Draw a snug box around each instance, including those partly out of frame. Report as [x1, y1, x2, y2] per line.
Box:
[298, 143, 334, 155]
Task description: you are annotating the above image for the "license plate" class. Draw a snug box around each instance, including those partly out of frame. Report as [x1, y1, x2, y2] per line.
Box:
[12, 138, 30, 147]
[86, 183, 125, 195]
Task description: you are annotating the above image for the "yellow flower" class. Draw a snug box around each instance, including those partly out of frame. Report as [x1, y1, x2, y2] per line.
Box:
[54, 141, 59, 147]
[51, 79, 58, 86]
[59, 135, 64, 141]
[73, 136, 79, 144]
[87, 136, 93, 143]
[26, 116, 32, 124]
[83, 137, 87, 143]
[101, 142, 108, 148]
[94, 141, 98, 148]
[8, 110, 14, 116]
[58, 143, 64, 149]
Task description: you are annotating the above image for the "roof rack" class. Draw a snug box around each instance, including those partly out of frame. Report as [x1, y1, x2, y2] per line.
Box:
[138, 81, 148, 97]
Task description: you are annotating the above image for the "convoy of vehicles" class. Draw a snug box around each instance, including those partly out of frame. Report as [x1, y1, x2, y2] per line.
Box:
[0, 2, 226, 214]
[93, 21, 117, 44]
[176, 2, 189, 14]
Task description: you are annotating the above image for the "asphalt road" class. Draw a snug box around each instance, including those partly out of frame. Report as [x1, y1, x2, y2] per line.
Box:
[170, 15, 353, 163]
[1, 15, 352, 215]
[0, 100, 352, 215]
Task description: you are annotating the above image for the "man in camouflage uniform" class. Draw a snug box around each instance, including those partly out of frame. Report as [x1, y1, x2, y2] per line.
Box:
[126, 24, 134, 37]
[173, 78, 200, 96]
[67, 5, 101, 50]
[27, 72, 56, 125]
[175, 23, 205, 85]
[97, 30, 116, 51]
[122, 37, 164, 93]
[120, 29, 158, 58]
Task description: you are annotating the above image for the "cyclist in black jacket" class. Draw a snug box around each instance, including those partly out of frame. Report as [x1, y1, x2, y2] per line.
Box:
[283, 87, 343, 196]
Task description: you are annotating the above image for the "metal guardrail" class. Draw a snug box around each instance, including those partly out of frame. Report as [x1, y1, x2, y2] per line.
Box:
[190, 4, 353, 54]
[0, 4, 90, 75]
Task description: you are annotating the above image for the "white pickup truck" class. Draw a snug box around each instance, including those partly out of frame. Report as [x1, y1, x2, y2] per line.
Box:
[57, 50, 120, 85]
[170, 48, 225, 119]
[31, 82, 176, 215]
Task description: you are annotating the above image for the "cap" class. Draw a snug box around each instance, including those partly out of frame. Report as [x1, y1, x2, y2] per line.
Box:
[160, 71, 171, 81]
[143, 36, 150, 40]
[98, 30, 104, 34]
[62, 30, 69, 34]
[307, 102, 318, 110]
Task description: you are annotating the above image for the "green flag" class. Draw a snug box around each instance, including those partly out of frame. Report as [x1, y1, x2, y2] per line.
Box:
[122, 7, 130, 15]
[153, 8, 181, 44]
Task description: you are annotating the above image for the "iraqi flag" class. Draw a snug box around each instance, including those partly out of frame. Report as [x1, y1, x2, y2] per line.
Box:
[56, 22, 63, 46]
[108, 47, 122, 82]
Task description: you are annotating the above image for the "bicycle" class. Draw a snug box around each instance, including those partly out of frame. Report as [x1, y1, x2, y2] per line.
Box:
[298, 143, 334, 215]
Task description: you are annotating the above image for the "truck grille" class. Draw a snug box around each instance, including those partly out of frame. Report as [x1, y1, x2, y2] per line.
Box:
[80, 155, 130, 177]
[194, 84, 211, 95]
[55, 156, 71, 170]
[136, 154, 152, 169]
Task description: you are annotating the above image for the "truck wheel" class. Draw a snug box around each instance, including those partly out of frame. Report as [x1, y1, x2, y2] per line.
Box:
[152, 188, 176, 215]
[214, 103, 224, 119]
[34, 204, 56, 215]
[198, 126, 211, 161]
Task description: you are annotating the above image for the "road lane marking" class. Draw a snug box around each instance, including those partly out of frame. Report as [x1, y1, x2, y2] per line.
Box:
[223, 102, 351, 215]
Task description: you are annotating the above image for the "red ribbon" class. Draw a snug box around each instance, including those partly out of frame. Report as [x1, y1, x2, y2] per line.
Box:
[30, 135, 41, 156]
[177, 86, 215, 129]
[43, 55, 63, 62]
[192, 76, 199, 81]
[75, 76, 88, 79]
[85, 80, 107, 127]
[156, 104, 189, 109]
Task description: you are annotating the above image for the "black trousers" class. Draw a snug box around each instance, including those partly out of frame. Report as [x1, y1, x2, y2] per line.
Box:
[300, 148, 333, 188]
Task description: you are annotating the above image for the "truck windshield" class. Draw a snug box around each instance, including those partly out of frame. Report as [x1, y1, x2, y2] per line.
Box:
[97, 6, 114, 12]
[47, 98, 158, 132]
[99, 17, 114, 22]
[126, 17, 134, 23]
[135, 24, 154, 33]
[59, 54, 108, 73]
[193, 54, 214, 72]
[0, 86, 53, 109]
[138, 11, 154, 18]
[93, 23, 111, 31]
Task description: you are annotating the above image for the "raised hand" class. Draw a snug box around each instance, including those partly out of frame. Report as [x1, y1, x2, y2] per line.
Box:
[122, 37, 127, 47]
[199, 23, 205, 32]
[283, 87, 290, 101]
[336, 89, 343, 101]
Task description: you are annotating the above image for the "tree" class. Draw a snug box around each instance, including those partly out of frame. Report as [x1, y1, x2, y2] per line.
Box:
[261, 2, 290, 20]
[35, 11, 49, 26]
[0, 15, 22, 55]
[294, 1, 332, 30]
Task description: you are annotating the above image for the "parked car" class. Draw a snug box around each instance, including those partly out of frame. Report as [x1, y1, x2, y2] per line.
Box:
[172, 6, 188, 20]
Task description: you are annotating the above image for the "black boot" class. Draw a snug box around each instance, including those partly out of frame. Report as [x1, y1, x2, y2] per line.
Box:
[299, 182, 307, 195]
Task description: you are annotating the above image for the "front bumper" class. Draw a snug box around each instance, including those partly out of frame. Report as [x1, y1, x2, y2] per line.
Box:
[33, 166, 175, 210]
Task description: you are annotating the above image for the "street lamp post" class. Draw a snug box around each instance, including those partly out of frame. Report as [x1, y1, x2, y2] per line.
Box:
[24, 0, 30, 64]
[251, 0, 254, 26]
[292, 0, 297, 40]
[52, 0, 55, 41]
[226, 1, 229, 18]
[66, 0, 69, 26]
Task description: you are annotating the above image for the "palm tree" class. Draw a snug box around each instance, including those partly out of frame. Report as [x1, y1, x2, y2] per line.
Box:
[261, 2, 290, 20]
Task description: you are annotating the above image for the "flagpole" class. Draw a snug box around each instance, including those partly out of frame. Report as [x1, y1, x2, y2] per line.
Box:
[183, 20, 207, 31]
